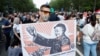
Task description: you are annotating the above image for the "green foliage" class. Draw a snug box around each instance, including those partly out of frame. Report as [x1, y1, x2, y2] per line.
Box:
[12, 0, 36, 12]
[0, 0, 37, 12]
[50, 0, 70, 11]
[49, 0, 100, 12]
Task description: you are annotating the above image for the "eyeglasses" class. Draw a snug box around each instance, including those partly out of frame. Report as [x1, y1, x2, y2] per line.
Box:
[40, 10, 50, 14]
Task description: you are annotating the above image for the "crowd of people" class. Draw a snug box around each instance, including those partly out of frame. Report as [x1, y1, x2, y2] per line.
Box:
[0, 4, 100, 56]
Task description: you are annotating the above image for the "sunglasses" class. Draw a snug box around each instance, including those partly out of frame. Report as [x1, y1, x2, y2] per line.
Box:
[40, 10, 50, 14]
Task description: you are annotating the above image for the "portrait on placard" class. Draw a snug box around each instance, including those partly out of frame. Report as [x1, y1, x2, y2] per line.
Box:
[20, 20, 76, 56]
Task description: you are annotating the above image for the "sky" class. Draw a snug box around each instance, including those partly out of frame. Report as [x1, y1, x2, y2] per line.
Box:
[33, 0, 51, 9]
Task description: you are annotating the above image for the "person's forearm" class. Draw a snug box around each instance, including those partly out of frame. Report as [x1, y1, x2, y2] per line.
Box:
[14, 30, 20, 40]
[2, 25, 11, 28]
[34, 34, 52, 47]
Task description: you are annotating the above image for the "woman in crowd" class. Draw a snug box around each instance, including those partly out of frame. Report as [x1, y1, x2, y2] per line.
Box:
[8, 15, 22, 56]
[81, 14, 99, 56]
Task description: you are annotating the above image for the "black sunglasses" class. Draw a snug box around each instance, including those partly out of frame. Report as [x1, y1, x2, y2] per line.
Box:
[40, 10, 50, 14]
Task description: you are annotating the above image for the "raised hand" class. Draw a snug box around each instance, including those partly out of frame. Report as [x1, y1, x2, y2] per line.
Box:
[26, 26, 37, 41]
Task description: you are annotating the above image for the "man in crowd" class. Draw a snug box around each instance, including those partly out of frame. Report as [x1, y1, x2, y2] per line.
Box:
[38, 4, 51, 22]
[38, 4, 59, 22]
[1, 12, 12, 50]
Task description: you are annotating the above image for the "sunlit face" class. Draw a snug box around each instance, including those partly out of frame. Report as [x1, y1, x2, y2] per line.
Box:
[39, 7, 50, 21]
[54, 27, 64, 37]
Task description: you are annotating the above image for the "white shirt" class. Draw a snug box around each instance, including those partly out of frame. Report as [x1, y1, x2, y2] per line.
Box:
[58, 15, 65, 20]
[77, 18, 86, 27]
[82, 23, 99, 44]
[13, 24, 20, 33]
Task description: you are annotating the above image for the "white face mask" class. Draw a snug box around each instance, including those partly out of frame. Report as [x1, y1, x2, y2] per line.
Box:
[42, 16, 49, 22]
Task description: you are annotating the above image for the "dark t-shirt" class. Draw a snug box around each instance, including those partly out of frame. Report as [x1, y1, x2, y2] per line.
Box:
[1, 18, 11, 34]
[34, 34, 70, 54]
[23, 18, 33, 24]
[48, 13, 60, 21]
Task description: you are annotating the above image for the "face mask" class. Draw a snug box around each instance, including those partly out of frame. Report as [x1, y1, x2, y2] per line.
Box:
[42, 16, 49, 22]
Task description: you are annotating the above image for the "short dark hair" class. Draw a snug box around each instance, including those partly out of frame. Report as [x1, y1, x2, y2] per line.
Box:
[40, 4, 50, 10]
[3, 12, 9, 17]
[90, 14, 96, 22]
[54, 23, 66, 32]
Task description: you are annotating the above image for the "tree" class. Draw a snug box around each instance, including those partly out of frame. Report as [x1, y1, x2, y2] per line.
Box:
[12, 0, 36, 12]
[0, 0, 37, 12]
[50, 0, 70, 11]
[49, 0, 100, 12]
[0, 0, 9, 12]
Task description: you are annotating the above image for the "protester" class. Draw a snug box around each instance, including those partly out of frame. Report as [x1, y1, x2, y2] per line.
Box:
[0, 13, 6, 42]
[38, 4, 51, 22]
[95, 9, 100, 50]
[77, 13, 86, 45]
[8, 41, 22, 56]
[81, 14, 99, 56]
[57, 12, 65, 20]
[1, 12, 12, 50]
[7, 12, 22, 56]
[23, 14, 33, 23]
